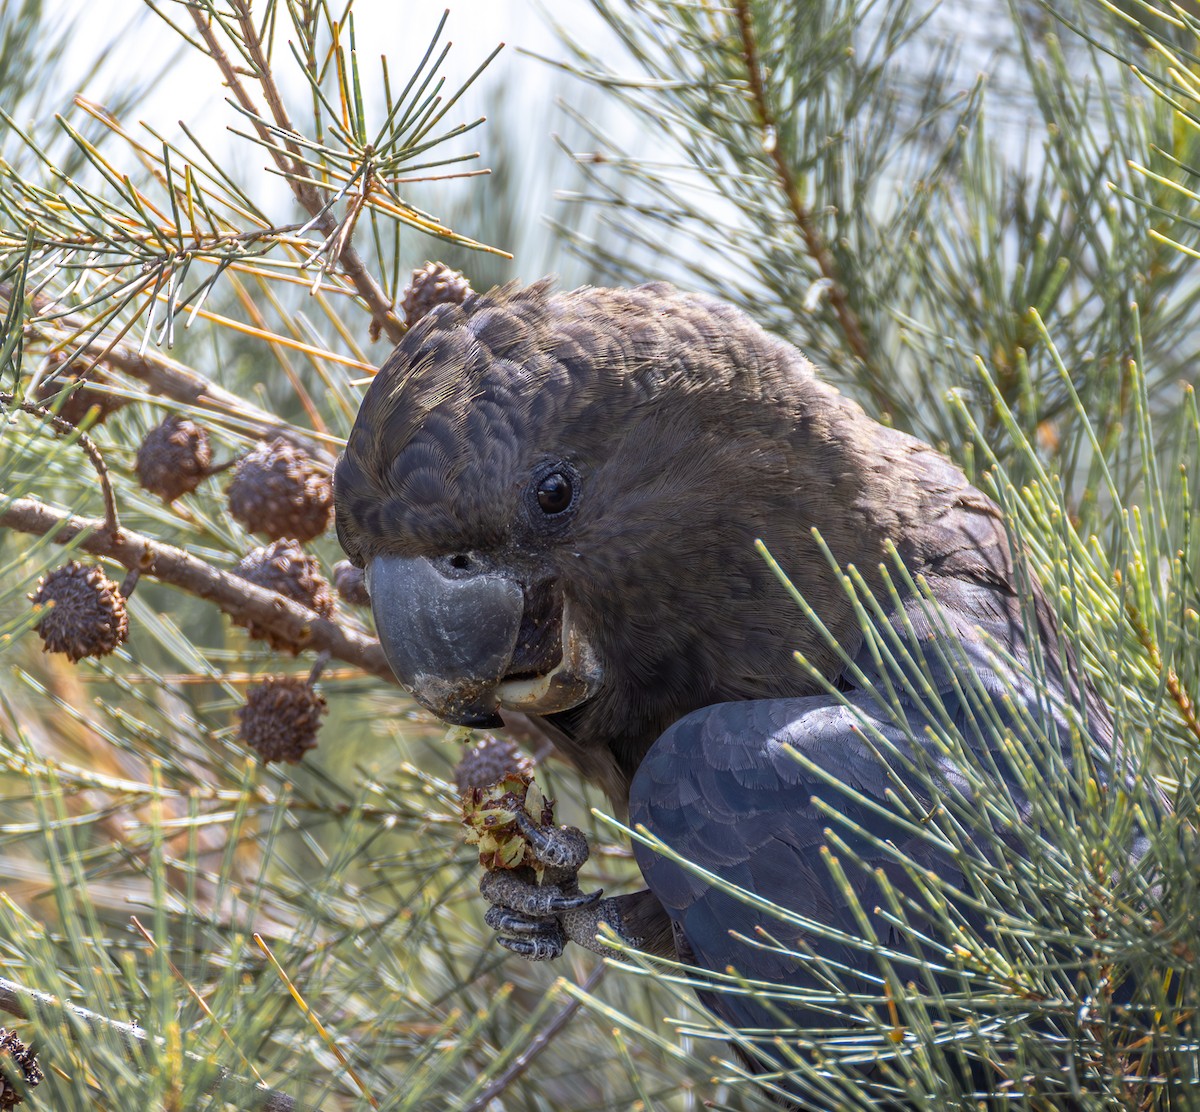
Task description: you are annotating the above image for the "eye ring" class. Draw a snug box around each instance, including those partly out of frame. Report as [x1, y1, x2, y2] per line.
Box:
[526, 460, 579, 526]
[536, 471, 573, 515]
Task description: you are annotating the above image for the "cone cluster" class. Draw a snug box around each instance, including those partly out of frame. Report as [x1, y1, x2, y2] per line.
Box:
[30, 562, 129, 662]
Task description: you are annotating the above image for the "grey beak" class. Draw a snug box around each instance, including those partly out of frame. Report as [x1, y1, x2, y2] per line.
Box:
[368, 554, 523, 727]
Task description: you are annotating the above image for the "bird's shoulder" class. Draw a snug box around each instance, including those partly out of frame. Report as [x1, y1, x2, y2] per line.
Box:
[627, 587, 1060, 903]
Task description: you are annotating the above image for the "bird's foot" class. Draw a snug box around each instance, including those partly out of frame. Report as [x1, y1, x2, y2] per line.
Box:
[482, 896, 567, 960]
[480, 867, 601, 917]
[480, 865, 636, 959]
[480, 866, 602, 960]
[479, 814, 627, 960]
[512, 810, 590, 872]
[491, 926, 566, 961]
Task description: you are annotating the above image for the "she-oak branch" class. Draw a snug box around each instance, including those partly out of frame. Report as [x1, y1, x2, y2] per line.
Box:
[732, 0, 874, 375]
[1, 495, 395, 684]
[187, 4, 405, 346]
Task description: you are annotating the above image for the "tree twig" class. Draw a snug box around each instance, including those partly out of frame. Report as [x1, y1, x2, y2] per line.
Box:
[187, 5, 403, 345]
[732, 0, 874, 376]
[461, 964, 607, 1112]
[12, 291, 338, 467]
[0, 976, 295, 1111]
[6, 282, 340, 464]
[0, 495, 395, 684]
[0, 395, 119, 537]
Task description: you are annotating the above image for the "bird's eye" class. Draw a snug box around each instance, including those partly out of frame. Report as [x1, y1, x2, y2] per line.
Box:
[536, 472, 573, 515]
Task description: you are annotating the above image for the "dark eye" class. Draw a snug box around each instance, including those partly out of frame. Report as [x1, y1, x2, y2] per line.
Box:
[536, 472, 573, 515]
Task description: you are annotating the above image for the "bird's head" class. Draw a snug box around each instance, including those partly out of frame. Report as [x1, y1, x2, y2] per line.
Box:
[335, 281, 900, 794]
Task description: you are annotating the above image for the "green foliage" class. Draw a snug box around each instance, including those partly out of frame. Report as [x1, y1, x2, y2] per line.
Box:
[0, 0, 1197, 1109]
[545, 2, 1200, 1104]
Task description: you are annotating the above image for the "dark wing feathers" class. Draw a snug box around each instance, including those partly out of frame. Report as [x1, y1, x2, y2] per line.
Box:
[628, 594, 1076, 1034]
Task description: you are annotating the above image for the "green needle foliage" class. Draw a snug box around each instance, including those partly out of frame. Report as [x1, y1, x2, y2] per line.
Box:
[0, 0, 1196, 1109]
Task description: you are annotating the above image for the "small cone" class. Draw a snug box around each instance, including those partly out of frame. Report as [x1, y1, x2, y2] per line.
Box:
[136, 414, 212, 502]
[333, 561, 370, 607]
[239, 675, 326, 763]
[30, 562, 129, 662]
[36, 355, 127, 426]
[400, 262, 472, 327]
[232, 540, 335, 654]
[226, 439, 332, 543]
[454, 734, 534, 794]
[0, 1028, 43, 1109]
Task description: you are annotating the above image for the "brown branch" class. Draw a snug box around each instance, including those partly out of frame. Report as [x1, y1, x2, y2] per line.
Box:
[230, 1, 306, 169]
[188, 5, 403, 345]
[733, 0, 873, 372]
[0, 495, 396, 685]
[6, 285, 339, 466]
[461, 964, 606, 1112]
[88, 336, 335, 464]
[0, 977, 295, 1111]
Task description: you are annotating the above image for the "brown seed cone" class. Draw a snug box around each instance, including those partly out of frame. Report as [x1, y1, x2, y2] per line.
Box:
[400, 262, 472, 327]
[332, 560, 370, 607]
[455, 733, 534, 794]
[239, 675, 326, 763]
[30, 561, 129, 662]
[0, 1028, 43, 1109]
[226, 438, 332, 543]
[135, 414, 212, 502]
[35, 356, 128, 427]
[232, 540, 335, 653]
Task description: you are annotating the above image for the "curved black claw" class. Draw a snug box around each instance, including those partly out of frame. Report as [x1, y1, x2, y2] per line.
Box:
[513, 812, 590, 871]
[497, 926, 565, 961]
[485, 905, 562, 935]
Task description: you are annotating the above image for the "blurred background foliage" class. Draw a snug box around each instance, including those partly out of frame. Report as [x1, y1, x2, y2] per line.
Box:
[0, 0, 1196, 1108]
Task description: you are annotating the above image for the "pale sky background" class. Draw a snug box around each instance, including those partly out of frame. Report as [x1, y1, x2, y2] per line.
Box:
[33, 1, 1053, 290]
[40, 0, 613, 281]
[48, 0, 583, 136]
